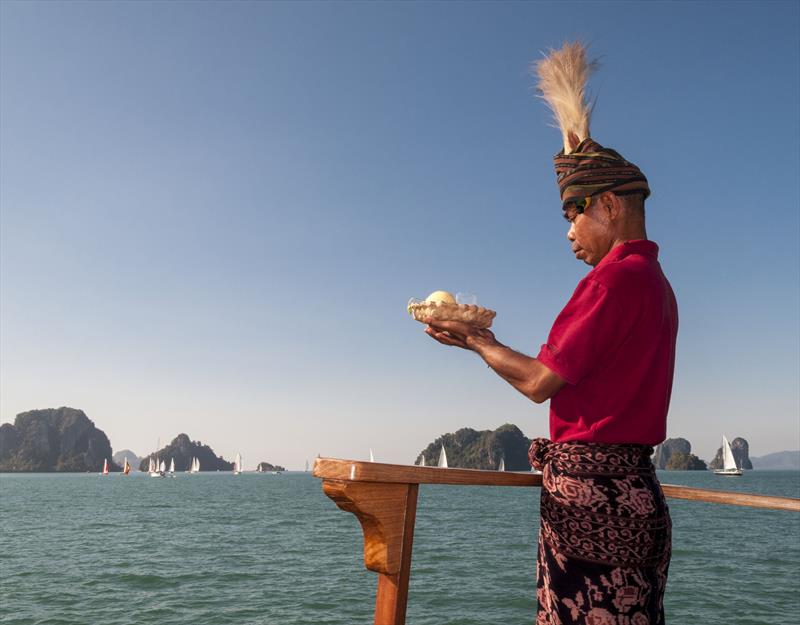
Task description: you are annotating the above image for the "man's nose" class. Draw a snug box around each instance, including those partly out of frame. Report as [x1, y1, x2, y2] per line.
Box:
[567, 223, 576, 241]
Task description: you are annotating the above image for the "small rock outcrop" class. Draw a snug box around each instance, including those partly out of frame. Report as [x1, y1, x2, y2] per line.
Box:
[652, 438, 691, 469]
[113, 449, 142, 470]
[138, 434, 233, 472]
[665, 451, 707, 470]
[256, 462, 285, 472]
[709, 437, 753, 470]
[0, 407, 119, 472]
[416, 423, 531, 470]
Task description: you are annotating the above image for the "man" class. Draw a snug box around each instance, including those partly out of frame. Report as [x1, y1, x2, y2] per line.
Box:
[424, 137, 678, 624]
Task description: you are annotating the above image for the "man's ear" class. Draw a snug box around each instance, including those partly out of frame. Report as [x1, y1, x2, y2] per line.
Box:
[601, 192, 622, 221]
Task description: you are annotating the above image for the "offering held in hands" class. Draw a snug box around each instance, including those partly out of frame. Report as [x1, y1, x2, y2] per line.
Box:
[407, 290, 496, 329]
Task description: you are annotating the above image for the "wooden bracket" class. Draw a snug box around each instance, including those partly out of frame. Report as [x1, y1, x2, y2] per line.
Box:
[322, 479, 419, 624]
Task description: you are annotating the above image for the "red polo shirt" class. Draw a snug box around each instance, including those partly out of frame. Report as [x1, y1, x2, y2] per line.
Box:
[537, 240, 678, 445]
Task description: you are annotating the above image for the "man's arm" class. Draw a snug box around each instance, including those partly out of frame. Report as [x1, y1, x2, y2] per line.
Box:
[424, 318, 566, 404]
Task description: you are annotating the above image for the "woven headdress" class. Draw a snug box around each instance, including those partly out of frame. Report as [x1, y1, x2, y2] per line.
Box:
[534, 42, 650, 203]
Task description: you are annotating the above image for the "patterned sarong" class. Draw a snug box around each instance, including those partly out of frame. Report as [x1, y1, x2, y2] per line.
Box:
[529, 438, 671, 625]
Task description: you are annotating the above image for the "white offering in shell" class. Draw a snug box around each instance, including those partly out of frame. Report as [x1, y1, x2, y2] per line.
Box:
[407, 290, 496, 329]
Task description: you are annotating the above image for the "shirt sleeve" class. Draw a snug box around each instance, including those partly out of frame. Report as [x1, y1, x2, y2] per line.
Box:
[537, 278, 631, 385]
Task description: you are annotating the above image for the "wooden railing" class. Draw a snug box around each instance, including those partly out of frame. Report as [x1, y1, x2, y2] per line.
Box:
[313, 457, 800, 625]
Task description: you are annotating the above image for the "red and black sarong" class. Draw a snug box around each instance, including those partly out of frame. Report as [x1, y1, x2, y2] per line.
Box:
[529, 438, 671, 625]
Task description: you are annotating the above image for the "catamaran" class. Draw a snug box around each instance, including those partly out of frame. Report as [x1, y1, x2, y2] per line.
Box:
[101, 459, 109, 476]
[437, 444, 448, 468]
[714, 435, 743, 476]
[233, 453, 242, 475]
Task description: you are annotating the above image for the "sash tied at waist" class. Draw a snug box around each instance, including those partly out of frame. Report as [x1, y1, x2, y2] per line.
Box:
[528, 437, 656, 476]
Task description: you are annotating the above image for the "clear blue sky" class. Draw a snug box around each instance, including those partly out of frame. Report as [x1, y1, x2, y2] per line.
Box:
[2, 1, 798, 469]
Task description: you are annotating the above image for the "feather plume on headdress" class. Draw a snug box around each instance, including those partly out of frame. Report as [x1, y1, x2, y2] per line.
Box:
[534, 41, 598, 154]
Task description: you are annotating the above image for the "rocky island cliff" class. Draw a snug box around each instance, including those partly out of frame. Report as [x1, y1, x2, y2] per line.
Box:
[257, 462, 286, 472]
[709, 437, 753, 470]
[417, 424, 531, 470]
[0, 407, 119, 472]
[139, 434, 233, 472]
[652, 438, 707, 470]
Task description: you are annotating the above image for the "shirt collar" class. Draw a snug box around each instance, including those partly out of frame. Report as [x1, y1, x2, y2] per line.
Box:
[598, 239, 659, 267]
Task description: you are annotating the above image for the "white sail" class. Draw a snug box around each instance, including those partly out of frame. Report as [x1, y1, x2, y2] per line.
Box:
[722, 436, 738, 471]
[159, 459, 166, 472]
[369, 449, 375, 463]
[195, 457, 201, 472]
[102, 459, 109, 475]
[498, 457, 505, 472]
[420, 455, 426, 467]
[438, 444, 448, 468]
[148, 457, 155, 473]
[168, 458, 175, 473]
[234, 453, 242, 473]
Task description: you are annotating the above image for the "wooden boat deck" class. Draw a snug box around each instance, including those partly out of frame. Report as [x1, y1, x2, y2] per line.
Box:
[313, 457, 800, 625]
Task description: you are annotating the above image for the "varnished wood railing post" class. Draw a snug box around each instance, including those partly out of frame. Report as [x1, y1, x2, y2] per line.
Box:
[321, 478, 419, 625]
[374, 483, 417, 625]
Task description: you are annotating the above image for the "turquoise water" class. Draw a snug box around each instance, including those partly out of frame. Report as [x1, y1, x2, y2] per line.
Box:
[1, 471, 798, 624]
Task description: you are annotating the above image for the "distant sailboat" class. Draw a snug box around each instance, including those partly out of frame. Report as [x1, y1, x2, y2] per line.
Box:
[234, 453, 242, 475]
[437, 444, 448, 469]
[419, 455, 426, 467]
[189, 457, 200, 473]
[123, 458, 131, 475]
[497, 456, 505, 472]
[150, 439, 164, 477]
[101, 458, 109, 476]
[714, 435, 743, 476]
[168, 458, 175, 477]
[369, 449, 375, 463]
[148, 456, 160, 477]
[305, 460, 309, 472]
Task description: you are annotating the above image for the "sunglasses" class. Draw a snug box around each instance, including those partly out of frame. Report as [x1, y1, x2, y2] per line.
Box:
[562, 195, 593, 221]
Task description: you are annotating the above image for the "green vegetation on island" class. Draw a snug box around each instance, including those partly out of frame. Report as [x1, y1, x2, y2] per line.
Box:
[139, 434, 233, 472]
[652, 438, 692, 469]
[257, 462, 286, 472]
[665, 451, 707, 471]
[417, 424, 532, 470]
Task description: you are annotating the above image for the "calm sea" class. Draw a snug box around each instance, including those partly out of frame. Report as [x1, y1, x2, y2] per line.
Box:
[1, 470, 798, 625]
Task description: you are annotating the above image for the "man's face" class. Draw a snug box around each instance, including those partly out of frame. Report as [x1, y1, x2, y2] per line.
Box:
[564, 195, 614, 266]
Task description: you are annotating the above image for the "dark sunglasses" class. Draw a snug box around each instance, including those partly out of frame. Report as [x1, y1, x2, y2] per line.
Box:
[562, 196, 593, 220]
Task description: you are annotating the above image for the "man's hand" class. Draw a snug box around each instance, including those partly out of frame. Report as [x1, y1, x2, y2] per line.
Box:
[424, 318, 496, 351]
